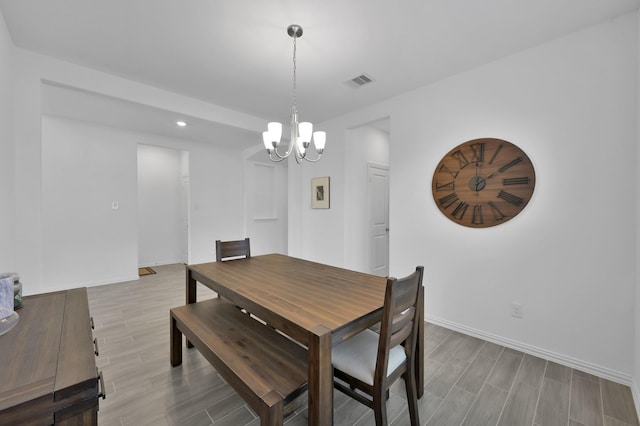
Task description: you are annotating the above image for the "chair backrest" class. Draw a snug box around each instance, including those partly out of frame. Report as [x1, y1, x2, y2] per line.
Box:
[375, 266, 424, 385]
[215, 238, 251, 262]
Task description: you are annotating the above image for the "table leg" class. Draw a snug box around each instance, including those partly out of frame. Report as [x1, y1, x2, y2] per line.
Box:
[308, 325, 332, 426]
[170, 315, 182, 367]
[186, 267, 196, 348]
[186, 267, 197, 304]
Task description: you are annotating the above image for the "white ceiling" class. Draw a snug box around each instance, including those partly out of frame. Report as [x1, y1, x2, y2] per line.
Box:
[2, 0, 639, 146]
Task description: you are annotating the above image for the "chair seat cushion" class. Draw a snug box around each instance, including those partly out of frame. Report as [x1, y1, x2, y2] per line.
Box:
[332, 329, 406, 386]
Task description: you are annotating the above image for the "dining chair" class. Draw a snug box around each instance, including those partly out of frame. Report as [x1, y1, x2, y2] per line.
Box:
[332, 266, 424, 426]
[215, 238, 250, 262]
[215, 237, 255, 314]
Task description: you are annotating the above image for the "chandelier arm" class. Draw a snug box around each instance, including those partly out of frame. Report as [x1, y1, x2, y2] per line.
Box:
[300, 151, 323, 162]
[268, 151, 287, 162]
[271, 142, 294, 159]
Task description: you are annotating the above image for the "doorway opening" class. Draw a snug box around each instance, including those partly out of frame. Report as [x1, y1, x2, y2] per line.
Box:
[345, 118, 390, 275]
[137, 144, 189, 267]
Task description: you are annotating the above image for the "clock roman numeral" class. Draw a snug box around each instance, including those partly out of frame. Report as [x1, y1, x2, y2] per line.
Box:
[438, 193, 458, 209]
[497, 190, 524, 206]
[452, 150, 470, 169]
[503, 177, 530, 185]
[488, 201, 506, 221]
[452, 201, 469, 220]
[438, 164, 459, 179]
[470, 142, 485, 163]
[488, 144, 503, 165]
[472, 205, 483, 225]
[434, 180, 456, 192]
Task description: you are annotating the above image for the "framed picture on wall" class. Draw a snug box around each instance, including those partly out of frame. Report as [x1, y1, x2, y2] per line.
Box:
[311, 176, 330, 209]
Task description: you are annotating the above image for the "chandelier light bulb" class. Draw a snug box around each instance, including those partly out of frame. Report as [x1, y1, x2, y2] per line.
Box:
[313, 131, 326, 152]
[262, 131, 273, 150]
[298, 122, 313, 145]
[267, 122, 283, 145]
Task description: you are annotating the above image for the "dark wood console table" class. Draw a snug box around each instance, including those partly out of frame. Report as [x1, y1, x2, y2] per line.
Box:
[0, 288, 102, 425]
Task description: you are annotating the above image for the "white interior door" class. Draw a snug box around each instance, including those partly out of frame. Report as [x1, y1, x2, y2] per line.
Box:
[368, 164, 390, 276]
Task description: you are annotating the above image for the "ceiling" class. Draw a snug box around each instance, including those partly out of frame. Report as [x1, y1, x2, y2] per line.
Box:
[2, 0, 639, 147]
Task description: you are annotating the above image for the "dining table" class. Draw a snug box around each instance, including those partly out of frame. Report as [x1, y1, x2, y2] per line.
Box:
[185, 253, 423, 425]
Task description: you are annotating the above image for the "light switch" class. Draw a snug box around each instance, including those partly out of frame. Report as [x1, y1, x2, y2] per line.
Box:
[112, 202, 119, 210]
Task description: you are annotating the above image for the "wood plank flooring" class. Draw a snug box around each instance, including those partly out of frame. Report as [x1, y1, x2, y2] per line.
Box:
[87, 263, 639, 426]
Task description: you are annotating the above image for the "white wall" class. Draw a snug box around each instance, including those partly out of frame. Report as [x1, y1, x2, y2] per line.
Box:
[391, 12, 637, 382]
[0, 8, 14, 272]
[137, 144, 187, 267]
[286, 127, 349, 266]
[293, 12, 639, 383]
[42, 117, 138, 290]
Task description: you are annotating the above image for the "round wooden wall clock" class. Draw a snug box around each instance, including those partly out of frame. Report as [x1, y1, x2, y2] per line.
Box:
[432, 138, 535, 228]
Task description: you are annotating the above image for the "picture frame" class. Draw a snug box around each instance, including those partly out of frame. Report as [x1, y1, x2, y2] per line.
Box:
[311, 176, 330, 209]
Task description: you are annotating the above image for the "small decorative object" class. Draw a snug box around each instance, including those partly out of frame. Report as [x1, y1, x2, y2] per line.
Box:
[0, 272, 22, 309]
[14, 281, 22, 310]
[311, 176, 330, 209]
[432, 138, 535, 228]
[0, 276, 18, 336]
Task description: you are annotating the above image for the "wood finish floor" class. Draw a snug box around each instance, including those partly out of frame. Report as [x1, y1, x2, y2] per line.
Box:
[87, 263, 639, 426]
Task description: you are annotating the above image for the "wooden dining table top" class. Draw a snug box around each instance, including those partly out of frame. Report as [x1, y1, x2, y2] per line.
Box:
[187, 253, 388, 345]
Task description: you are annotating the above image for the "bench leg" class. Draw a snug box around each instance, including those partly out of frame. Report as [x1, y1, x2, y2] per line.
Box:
[170, 315, 182, 366]
[259, 390, 284, 426]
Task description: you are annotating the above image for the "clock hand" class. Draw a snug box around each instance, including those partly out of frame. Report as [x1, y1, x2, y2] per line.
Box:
[487, 156, 523, 179]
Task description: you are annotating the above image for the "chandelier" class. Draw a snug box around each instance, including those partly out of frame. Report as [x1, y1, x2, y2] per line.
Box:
[262, 25, 326, 163]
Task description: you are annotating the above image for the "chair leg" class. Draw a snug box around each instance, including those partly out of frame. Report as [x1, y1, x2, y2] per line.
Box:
[373, 387, 389, 426]
[403, 372, 420, 426]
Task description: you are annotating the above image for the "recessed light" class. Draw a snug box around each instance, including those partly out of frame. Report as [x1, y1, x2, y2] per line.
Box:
[176, 121, 187, 127]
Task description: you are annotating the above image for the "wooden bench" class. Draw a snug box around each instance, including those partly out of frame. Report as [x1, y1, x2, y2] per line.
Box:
[170, 299, 308, 426]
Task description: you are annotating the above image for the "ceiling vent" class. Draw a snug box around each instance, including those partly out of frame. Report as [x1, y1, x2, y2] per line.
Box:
[346, 74, 374, 88]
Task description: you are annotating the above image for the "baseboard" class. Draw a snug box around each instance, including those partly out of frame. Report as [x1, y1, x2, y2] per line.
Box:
[139, 259, 185, 267]
[426, 314, 634, 386]
[26, 273, 140, 294]
[81, 273, 141, 288]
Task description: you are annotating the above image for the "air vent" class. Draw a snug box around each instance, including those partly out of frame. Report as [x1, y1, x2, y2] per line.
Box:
[346, 74, 374, 88]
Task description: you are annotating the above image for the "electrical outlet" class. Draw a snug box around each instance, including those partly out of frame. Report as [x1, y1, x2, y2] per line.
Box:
[511, 302, 523, 319]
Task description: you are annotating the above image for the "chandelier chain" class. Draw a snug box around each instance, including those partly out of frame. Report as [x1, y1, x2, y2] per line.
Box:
[292, 34, 297, 114]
